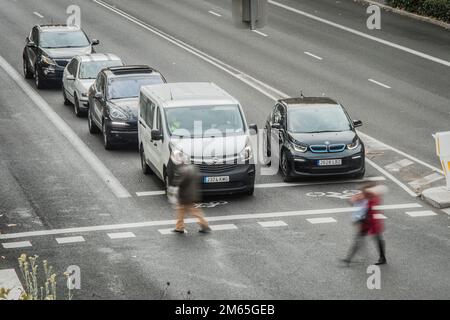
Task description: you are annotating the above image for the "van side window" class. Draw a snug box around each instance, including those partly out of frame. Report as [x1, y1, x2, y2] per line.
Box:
[146, 100, 155, 128]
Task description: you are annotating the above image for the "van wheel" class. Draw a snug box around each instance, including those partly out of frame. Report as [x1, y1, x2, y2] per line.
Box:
[140, 147, 152, 175]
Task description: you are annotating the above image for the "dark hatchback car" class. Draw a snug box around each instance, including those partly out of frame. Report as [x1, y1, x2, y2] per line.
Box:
[263, 97, 365, 182]
[23, 24, 99, 89]
[88, 65, 167, 150]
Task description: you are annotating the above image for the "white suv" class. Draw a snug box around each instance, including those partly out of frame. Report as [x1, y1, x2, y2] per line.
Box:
[62, 53, 123, 117]
[138, 82, 257, 196]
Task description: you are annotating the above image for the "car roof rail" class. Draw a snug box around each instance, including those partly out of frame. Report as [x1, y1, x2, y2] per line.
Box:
[107, 65, 157, 75]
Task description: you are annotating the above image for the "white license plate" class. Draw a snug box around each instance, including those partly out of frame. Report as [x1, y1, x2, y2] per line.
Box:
[317, 159, 342, 166]
[204, 176, 230, 183]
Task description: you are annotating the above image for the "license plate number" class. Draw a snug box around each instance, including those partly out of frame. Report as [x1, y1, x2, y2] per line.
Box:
[204, 176, 230, 183]
[317, 159, 342, 166]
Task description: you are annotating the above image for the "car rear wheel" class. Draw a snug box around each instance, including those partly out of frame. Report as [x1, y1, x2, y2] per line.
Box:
[281, 150, 293, 182]
[88, 109, 100, 134]
[23, 57, 33, 79]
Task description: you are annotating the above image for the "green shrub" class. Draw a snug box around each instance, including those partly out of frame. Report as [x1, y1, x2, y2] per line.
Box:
[386, 0, 450, 22]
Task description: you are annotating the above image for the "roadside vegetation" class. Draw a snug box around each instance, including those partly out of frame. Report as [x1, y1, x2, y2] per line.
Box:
[386, 0, 450, 23]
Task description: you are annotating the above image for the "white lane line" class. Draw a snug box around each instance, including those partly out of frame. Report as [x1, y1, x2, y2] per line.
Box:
[358, 132, 444, 175]
[304, 51, 323, 60]
[0, 55, 131, 199]
[208, 10, 222, 17]
[252, 30, 268, 37]
[385, 159, 414, 172]
[374, 213, 387, 220]
[2, 241, 32, 249]
[408, 173, 444, 191]
[368, 78, 391, 89]
[269, 0, 450, 67]
[107, 232, 136, 239]
[258, 221, 288, 228]
[0, 203, 421, 240]
[405, 210, 437, 217]
[210, 224, 238, 231]
[33, 11, 44, 18]
[136, 190, 166, 197]
[55, 236, 85, 244]
[307, 217, 337, 224]
[158, 228, 177, 235]
[0, 269, 24, 300]
[136, 176, 386, 197]
[366, 158, 418, 197]
[94, 0, 445, 188]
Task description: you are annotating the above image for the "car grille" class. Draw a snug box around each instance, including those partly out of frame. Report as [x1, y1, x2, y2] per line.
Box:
[55, 59, 70, 67]
[196, 163, 239, 174]
[310, 144, 346, 153]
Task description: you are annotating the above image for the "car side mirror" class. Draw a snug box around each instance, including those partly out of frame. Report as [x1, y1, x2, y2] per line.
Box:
[94, 92, 103, 100]
[353, 120, 363, 128]
[26, 41, 36, 48]
[66, 74, 75, 81]
[91, 39, 100, 46]
[249, 124, 258, 134]
[151, 129, 163, 141]
[271, 123, 280, 130]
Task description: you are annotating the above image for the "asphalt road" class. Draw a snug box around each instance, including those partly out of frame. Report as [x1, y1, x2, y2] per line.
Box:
[0, 0, 449, 300]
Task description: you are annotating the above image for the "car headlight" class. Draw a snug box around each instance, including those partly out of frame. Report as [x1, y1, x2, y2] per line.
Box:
[347, 139, 360, 150]
[293, 144, 308, 153]
[109, 107, 128, 120]
[239, 144, 253, 161]
[41, 56, 57, 66]
[171, 148, 190, 165]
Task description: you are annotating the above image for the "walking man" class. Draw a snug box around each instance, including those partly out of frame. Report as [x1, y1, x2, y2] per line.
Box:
[342, 183, 387, 266]
[171, 154, 211, 234]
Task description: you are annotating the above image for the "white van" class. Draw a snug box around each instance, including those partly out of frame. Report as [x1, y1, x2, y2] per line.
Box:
[138, 82, 257, 196]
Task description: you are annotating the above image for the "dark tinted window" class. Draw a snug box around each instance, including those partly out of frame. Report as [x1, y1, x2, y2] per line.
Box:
[287, 104, 352, 133]
[107, 75, 165, 100]
[39, 30, 90, 48]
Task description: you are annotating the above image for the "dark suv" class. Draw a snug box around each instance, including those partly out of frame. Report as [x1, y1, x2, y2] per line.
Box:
[23, 24, 99, 89]
[88, 65, 167, 150]
[263, 96, 365, 181]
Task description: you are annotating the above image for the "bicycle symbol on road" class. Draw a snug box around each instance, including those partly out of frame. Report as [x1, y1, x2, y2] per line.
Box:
[306, 190, 361, 200]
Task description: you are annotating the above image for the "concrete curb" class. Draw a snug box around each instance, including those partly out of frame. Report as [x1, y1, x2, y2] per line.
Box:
[421, 186, 450, 209]
[356, 0, 450, 29]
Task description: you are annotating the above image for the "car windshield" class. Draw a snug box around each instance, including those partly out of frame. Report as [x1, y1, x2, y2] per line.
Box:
[287, 104, 352, 133]
[79, 60, 123, 79]
[40, 31, 90, 48]
[165, 105, 245, 138]
[107, 76, 164, 100]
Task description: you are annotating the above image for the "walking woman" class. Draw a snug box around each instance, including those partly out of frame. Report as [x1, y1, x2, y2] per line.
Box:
[342, 183, 387, 266]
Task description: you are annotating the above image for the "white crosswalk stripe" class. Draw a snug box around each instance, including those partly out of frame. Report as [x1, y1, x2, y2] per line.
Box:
[405, 210, 437, 217]
[210, 224, 238, 231]
[108, 232, 136, 239]
[2, 241, 32, 249]
[307, 217, 337, 224]
[55, 236, 85, 244]
[258, 221, 288, 228]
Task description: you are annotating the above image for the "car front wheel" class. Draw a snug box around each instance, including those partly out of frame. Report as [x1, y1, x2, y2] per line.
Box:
[281, 149, 293, 182]
[23, 57, 33, 79]
[102, 121, 114, 150]
[140, 146, 152, 175]
[34, 66, 45, 89]
[88, 109, 100, 134]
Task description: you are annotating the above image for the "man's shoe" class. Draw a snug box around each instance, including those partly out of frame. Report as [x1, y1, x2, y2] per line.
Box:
[375, 258, 387, 265]
[199, 227, 212, 234]
[172, 229, 185, 234]
[340, 258, 351, 266]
